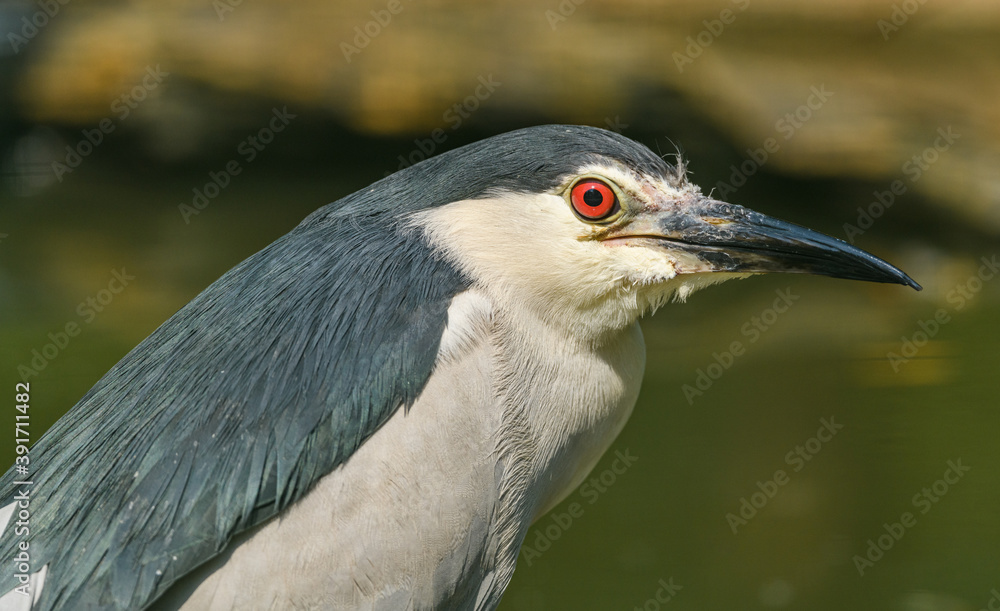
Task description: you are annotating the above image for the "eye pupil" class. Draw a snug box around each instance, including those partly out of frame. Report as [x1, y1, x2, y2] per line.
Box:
[582, 189, 603, 207]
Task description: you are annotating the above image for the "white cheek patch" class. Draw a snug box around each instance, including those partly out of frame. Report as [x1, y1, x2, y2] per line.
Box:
[412, 193, 651, 337]
[409, 166, 743, 336]
[603, 241, 679, 285]
[411, 192, 605, 301]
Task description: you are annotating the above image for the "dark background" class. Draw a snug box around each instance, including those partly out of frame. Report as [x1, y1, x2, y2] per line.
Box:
[1, 1, 998, 609]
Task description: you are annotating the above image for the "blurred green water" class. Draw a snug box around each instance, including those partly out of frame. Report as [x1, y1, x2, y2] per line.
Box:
[0, 150, 997, 611]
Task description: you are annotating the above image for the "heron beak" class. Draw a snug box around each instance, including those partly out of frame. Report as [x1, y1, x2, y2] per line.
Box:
[613, 196, 921, 290]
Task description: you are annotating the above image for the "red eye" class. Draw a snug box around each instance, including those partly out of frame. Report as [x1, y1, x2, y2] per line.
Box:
[570, 179, 618, 220]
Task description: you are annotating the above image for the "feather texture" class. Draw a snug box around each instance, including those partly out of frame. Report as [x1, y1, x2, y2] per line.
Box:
[0, 124, 676, 609]
[0, 205, 465, 609]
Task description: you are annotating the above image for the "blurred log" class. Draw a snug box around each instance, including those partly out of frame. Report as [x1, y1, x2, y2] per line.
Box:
[6, 0, 1000, 231]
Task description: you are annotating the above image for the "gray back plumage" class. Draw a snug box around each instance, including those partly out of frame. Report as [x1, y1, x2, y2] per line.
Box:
[0, 124, 669, 609]
[0, 206, 466, 608]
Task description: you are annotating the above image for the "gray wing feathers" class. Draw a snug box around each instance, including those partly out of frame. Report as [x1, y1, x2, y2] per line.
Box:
[0, 205, 466, 609]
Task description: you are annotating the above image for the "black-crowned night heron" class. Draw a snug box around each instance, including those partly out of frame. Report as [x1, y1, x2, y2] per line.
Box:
[0, 125, 919, 610]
